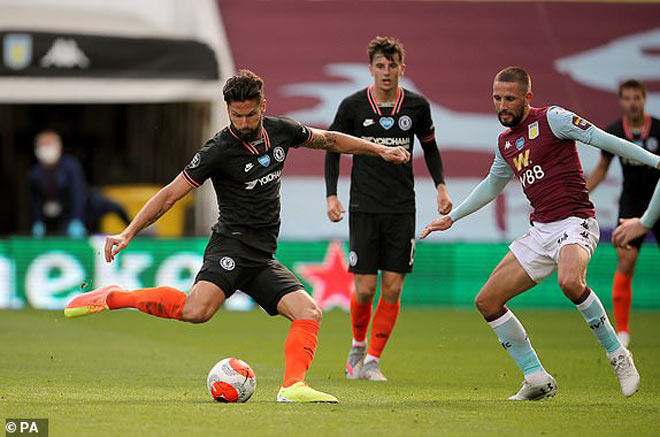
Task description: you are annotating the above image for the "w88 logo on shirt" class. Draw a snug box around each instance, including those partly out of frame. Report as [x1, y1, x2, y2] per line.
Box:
[519, 165, 545, 187]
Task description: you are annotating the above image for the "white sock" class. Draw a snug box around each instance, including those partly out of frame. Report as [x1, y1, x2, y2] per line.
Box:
[525, 369, 551, 386]
[364, 354, 379, 364]
[352, 339, 366, 348]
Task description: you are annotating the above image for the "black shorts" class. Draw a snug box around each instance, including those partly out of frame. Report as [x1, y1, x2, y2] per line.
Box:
[348, 212, 415, 274]
[619, 194, 660, 249]
[195, 233, 304, 316]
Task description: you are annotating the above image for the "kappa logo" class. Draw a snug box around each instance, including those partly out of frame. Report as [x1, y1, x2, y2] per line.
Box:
[41, 38, 90, 69]
[379, 116, 395, 130]
[3, 33, 32, 70]
[220, 256, 236, 271]
[258, 155, 271, 167]
[244, 162, 254, 172]
[504, 140, 512, 150]
[273, 146, 285, 162]
[363, 118, 375, 127]
[245, 169, 282, 190]
[398, 115, 412, 131]
[528, 121, 539, 140]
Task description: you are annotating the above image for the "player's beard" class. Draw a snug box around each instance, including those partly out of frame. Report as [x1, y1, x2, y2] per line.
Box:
[498, 105, 525, 128]
[233, 121, 262, 142]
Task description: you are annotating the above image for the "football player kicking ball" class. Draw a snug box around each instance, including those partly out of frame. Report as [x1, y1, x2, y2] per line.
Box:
[422, 67, 660, 400]
[65, 70, 410, 403]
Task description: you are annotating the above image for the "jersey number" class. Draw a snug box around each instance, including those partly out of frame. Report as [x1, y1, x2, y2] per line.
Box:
[519, 165, 545, 187]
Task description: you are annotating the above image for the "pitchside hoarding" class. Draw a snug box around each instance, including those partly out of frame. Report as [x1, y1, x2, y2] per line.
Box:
[1, 237, 658, 310]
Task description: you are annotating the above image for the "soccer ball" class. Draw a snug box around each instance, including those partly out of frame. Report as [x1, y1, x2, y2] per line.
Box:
[206, 358, 256, 403]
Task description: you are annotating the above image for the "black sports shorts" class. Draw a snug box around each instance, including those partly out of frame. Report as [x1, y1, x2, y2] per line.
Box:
[348, 212, 415, 274]
[195, 232, 303, 315]
[618, 193, 660, 249]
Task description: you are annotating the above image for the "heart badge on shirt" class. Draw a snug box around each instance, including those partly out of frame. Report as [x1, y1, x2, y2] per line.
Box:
[379, 116, 395, 130]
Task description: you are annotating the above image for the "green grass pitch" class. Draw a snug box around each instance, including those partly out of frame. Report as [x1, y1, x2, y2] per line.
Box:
[1, 307, 659, 436]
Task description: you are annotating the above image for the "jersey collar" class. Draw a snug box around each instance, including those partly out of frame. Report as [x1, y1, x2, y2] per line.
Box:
[366, 85, 405, 116]
[622, 114, 651, 141]
[228, 124, 271, 155]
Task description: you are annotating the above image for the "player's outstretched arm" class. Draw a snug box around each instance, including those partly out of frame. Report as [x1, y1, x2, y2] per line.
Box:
[305, 128, 410, 163]
[420, 173, 510, 239]
[104, 174, 193, 262]
[547, 107, 660, 170]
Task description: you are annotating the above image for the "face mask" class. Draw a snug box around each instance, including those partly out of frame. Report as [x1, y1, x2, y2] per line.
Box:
[35, 144, 61, 165]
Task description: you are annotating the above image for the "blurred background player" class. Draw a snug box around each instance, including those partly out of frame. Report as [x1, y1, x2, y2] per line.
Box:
[65, 70, 410, 402]
[421, 67, 660, 400]
[28, 130, 130, 237]
[586, 79, 660, 347]
[325, 36, 451, 381]
[613, 180, 660, 248]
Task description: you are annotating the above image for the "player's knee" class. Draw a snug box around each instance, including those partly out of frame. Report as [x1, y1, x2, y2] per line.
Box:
[558, 275, 585, 298]
[296, 301, 322, 323]
[474, 291, 498, 317]
[355, 280, 377, 301]
[381, 284, 403, 303]
[182, 305, 213, 324]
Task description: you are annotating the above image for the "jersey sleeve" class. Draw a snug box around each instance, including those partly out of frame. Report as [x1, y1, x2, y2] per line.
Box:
[548, 107, 660, 168]
[416, 99, 436, 143]
[181, 137, 222, 189]
[491, 146, 515, 179]
[279, 116, 314, 148]
[328, 98, 354, 134]
[601, 122, 618, 160]
[546, 106, 596, 143]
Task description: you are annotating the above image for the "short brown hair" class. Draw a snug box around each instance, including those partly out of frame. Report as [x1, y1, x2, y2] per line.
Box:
[367, 36, 404, 63]
[494, 66, 532, 94]
[618, 79, 646, 98]
[223, 69, 264, 104]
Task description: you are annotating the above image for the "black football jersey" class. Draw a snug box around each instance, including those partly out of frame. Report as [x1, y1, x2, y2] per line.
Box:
[603, 116, 660, 201]
[329, 86, 435, 213]
[182, 116, 312, 254]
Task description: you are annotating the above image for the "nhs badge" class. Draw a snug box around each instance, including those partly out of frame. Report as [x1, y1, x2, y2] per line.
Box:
[3, 33, 32, 70]
[528, 121, 539, 140]
[379, 116, 395, 130]
[258, 155, 271, 167]
[515, 137, 525, 150]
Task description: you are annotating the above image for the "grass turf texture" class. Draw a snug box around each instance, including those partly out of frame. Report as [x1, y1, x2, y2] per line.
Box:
[1, 308, 659, 436]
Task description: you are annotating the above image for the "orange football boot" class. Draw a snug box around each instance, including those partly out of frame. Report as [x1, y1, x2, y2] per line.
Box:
[64, 285, 124, 318]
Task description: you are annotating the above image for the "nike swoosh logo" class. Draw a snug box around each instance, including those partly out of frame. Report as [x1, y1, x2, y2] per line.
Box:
[363, 119, 374, 127]
[244, 163, 254, 172]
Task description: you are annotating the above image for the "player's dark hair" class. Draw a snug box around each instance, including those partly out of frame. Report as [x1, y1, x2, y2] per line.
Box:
[223, 69, 264, 104]
[34, 129, 61, 145]
[494, 66, 532, 94]
[618, 79, 646, 98]
[367, 36, 405, 63]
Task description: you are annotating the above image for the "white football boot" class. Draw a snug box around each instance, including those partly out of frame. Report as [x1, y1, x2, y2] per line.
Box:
[345, 345, 366, 380]
[507, 374, 558, 401]
[609, 348, 640, 397]
[360, 360, 387, 381]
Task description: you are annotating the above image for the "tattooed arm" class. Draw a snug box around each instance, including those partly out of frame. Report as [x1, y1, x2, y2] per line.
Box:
[104, 174, 193, 262]
[304, 128, 410, 163]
